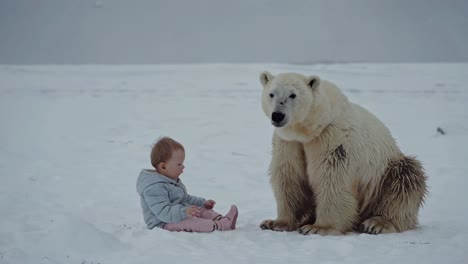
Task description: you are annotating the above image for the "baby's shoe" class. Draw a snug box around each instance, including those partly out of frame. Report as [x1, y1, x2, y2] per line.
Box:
[214, 218, 232, 231]
[223, 205, 238, 230]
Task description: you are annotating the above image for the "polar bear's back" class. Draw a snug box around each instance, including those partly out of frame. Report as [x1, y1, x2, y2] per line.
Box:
[347, 102, 402, 184]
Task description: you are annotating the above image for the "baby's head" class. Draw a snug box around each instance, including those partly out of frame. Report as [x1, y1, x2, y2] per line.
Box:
[151, 137, 185, 180]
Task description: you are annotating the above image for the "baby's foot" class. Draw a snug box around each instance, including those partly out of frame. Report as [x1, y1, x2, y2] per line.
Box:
[223, 205, 238, 230]
[214, 218, 232, 231]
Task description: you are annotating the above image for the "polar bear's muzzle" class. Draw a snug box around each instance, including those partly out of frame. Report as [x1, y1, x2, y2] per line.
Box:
[271, 112, 287, 127]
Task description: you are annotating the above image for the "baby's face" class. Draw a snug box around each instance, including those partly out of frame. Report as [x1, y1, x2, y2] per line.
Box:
[162, 149, 185, 180]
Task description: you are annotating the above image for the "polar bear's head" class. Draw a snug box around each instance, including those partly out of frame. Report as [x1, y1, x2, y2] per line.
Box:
[260, 71, 320, 128]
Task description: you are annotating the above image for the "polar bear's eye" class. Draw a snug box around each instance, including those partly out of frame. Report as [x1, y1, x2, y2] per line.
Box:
[289, 94, 296, 99]
[269, 93, 274, 98]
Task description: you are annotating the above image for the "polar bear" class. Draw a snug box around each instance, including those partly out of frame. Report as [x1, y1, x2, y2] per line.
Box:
[259, 71, 428, 235]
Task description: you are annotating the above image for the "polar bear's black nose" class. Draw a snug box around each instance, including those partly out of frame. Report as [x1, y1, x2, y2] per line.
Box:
[272, 112, 285, 123]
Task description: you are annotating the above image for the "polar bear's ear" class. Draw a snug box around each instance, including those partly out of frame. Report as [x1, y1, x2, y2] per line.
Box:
[306, 75, 321, 91]
[260, 71, 274, 87]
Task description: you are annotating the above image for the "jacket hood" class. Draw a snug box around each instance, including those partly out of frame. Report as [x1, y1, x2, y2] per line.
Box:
[136, 169, 177, 195]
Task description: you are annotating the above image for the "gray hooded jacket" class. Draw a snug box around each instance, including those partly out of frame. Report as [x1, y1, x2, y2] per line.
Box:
[136, 169, 206, 229]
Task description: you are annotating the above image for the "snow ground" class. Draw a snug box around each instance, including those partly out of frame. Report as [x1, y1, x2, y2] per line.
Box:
[0, 63, 467, 264]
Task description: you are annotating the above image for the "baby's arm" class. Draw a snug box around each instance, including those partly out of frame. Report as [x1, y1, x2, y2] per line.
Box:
[186, 194, 206, 207]
[144, 185, 187, 223]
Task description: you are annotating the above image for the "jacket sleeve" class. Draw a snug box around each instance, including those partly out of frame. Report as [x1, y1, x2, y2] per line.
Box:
[143, 185, 187, 223]
[186, 194, 206, 207]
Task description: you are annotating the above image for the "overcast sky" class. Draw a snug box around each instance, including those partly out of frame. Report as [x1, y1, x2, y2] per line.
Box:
[1, 0, 467, 64]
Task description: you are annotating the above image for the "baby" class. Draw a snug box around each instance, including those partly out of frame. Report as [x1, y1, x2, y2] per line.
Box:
[136, 136, 238, 232]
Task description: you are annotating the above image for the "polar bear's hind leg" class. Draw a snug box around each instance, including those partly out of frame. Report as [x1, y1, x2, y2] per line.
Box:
[359, 156, 428, 234]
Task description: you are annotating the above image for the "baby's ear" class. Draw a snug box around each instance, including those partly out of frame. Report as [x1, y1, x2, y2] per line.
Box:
[260, 71, 274, 87]
[306, 75, 321, 91]
[157, 162, 166, 172]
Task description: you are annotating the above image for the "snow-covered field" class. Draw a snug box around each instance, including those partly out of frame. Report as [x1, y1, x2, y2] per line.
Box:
[0, 63, 467, 264]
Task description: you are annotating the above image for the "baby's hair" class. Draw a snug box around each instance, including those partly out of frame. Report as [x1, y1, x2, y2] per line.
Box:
[150, 137, 185, 169]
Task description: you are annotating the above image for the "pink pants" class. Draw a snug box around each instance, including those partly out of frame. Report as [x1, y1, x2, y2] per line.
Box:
[163, 208, 222, 232]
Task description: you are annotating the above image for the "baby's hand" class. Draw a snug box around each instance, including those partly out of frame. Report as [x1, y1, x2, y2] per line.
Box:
[186, 206, 201, 217]
[204, 199, 216, 209]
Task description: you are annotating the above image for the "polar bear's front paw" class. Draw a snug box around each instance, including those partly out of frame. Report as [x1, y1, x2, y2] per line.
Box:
[298, 225, 342, 236]
[260, 219, 296, 231]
